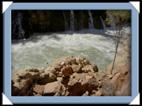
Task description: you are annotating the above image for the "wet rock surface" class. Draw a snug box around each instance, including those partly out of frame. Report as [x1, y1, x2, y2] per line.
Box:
[12, 56, 130, 96]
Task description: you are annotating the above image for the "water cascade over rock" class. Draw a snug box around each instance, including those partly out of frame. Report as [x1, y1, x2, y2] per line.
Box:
[70, 10, 75, 31]
[88, 10, 94, 30]
[17, 13, 25, 39]
[12, 10, 110, 40]
[13, 12, 25, 39]
[100, 16, 106, 31]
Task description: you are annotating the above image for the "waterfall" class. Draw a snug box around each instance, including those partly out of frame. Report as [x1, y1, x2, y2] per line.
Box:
[88, 10, 94, 30]
[100, 16, 106, 30]
[17, 12, 25, 39]
[63, 12, 68, 31]
[70, 10, 75, 31]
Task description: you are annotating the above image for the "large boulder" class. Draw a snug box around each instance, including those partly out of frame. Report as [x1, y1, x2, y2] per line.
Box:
[67, 73, 99, 96]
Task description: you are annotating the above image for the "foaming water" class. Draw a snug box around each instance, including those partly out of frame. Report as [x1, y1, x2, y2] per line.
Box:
[12, 32, 116, 71]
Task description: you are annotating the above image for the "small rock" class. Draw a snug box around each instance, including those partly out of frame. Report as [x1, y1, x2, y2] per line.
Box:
[57, 77, 62, 82]
[45, 66, 56, 75]
[44, 81, 62, 95]
[38, 72, 57, 84]
[61, 65, 73, 77]
[75, 56, 86, 65]
[92, 64, 98, 72]
[71, 64, 82, 73]
[95, 90, 102, 96]
[26, 68, 39, 73]
[61, 76, 70, 85]
[101, 81, 114, 96]
[18, 78, 34, 96]
[82, 65, 95, 73]
[33, 84, 44, 95]
[60, 62, 65, 66]
[68, 73, 83, 86]
[82, 91, 89, 96]
[68, 82, 83, 96]
[12, 84, 20, 96]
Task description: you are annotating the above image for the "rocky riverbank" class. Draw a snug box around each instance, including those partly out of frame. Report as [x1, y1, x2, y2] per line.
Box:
[12, 55, 130, 96]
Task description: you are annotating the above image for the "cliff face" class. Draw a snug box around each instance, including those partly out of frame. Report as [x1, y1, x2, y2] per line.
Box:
[12, 55, 130, 96]
[12, 10, 106, 40]
[12, 10, 131, 40]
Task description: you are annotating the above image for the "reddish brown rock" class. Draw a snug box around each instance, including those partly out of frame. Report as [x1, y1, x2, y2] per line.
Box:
[67, 73, 99, 96]
[61, 65, 73, 77]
